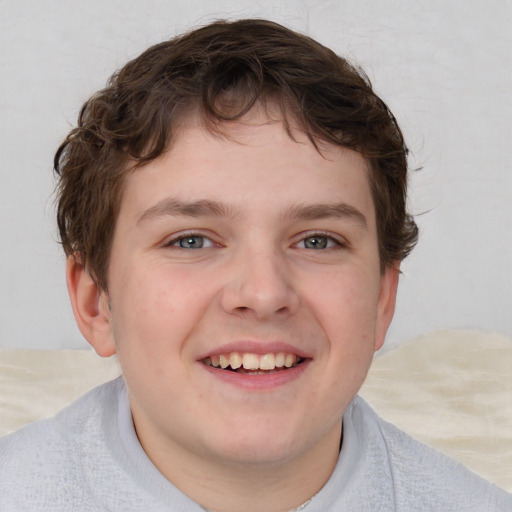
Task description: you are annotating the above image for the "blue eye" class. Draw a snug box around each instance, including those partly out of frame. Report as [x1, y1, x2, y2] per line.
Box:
[299, 235, 339, 250]
[171, 235, 212, 249]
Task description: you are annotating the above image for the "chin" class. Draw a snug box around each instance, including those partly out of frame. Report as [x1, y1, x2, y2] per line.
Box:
[198, 418, 316, 467]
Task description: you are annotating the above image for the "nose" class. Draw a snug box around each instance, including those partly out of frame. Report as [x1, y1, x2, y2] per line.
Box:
[220, 245, 300, 319]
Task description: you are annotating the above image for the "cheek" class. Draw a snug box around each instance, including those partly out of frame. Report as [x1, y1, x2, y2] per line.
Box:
[109, 264, 216, 353]
[312, 265, 380, 331]
[310, 265, 380, 378]
[108, 275, 190, 392]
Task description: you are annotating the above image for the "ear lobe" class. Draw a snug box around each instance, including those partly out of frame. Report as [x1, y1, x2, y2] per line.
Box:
[374, 264, 400, 352]
[66, 255, 116, 357]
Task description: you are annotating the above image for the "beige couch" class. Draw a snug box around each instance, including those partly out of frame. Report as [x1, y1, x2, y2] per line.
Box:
[1, 329, 511, 492]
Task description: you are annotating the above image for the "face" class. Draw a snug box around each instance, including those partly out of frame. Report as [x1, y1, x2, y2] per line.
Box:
[70, 108, 398, 474]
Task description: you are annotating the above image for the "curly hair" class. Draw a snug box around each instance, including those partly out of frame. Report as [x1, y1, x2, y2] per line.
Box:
[54, 18, 418, 291]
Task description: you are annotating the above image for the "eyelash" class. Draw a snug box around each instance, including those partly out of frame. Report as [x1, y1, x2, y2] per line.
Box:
[294, 231, 347, 250]
[164, 231, 347, 250]
[164, 232, 218, 249]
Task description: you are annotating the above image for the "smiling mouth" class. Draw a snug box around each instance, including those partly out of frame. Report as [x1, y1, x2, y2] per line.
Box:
[202, 352, 304, 374]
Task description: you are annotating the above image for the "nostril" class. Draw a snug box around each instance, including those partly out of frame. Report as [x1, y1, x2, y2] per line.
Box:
[220, 277, 300, 318]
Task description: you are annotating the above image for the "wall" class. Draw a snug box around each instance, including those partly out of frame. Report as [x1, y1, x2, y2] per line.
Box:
[0, 0, 510, 350]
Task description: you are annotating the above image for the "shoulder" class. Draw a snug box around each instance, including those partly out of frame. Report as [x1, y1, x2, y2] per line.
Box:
[348, 396, 512, 511]
[0, 378, 124, 511]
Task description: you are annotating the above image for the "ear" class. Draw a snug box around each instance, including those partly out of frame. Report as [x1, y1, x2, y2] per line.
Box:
[66, 255, 116, 357]
[374, 263, 400, 352]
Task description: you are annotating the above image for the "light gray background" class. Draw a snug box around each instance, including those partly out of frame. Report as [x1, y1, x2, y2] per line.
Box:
[1, 0, 511, 350]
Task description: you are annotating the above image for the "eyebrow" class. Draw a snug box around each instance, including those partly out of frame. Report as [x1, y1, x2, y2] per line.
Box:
[282, 203, 368, 229]
[137, 198, 235, 224]
[137, 197, 367, 229]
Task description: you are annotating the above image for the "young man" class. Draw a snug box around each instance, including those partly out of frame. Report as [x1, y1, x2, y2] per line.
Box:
[0, 19, 510, 511]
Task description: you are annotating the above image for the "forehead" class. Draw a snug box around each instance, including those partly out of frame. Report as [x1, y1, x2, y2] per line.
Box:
[119, 108, 375, 227]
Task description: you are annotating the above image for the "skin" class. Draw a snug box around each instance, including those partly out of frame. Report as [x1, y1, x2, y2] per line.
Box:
[67, 107, 399, 512]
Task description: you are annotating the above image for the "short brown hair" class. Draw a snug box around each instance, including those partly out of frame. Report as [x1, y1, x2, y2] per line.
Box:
[55, 18, 418, 291]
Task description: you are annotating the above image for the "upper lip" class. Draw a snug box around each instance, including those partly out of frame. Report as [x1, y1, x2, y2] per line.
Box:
[196, 340, 312, 360]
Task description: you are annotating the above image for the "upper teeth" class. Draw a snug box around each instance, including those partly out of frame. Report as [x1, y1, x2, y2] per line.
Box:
[204, 352, 299, 371]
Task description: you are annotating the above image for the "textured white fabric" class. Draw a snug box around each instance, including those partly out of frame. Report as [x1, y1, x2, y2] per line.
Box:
[360, 329, 512, 491]
[0, 348, 121, 436]
[1, 329, 511, 491]
[0, 378, 510, 511]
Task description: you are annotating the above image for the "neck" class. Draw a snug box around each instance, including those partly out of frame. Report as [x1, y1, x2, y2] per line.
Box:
[136, 420, 342, 512]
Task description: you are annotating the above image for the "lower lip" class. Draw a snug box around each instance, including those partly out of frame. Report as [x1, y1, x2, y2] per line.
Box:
[200, 360, 310, 390]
